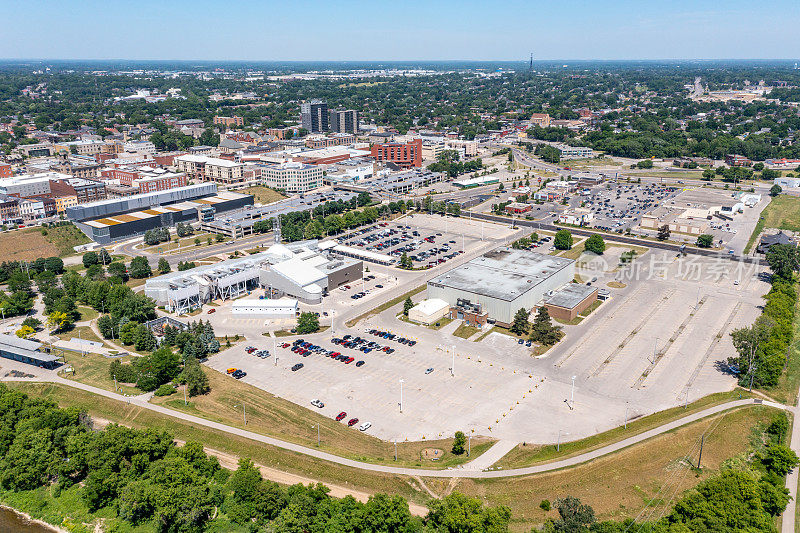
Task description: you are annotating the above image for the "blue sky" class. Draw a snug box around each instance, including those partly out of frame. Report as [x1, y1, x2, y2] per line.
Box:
[2, 0, 798, 61]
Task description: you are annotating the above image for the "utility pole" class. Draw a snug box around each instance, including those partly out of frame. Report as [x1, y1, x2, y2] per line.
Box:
[394, 439, 397, 461]
[697, 435, 704, 469]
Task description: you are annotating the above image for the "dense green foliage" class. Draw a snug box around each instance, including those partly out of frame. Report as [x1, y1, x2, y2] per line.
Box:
[0, 384, 512, 532]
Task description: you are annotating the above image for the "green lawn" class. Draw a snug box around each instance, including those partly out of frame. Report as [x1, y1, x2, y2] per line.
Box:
[77, 305, 99, 322]
[452, 322, 479, 339]
[241, 186, 287, 205]
[346, 285, 426, 327]
[744, 195, 800, 254]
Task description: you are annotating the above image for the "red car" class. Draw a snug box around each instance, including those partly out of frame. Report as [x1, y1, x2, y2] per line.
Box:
[207, 308, 216, 314]
[336, 412, 347, 421]
[347, 418, 359, 427]
[345, 357, 354, 364]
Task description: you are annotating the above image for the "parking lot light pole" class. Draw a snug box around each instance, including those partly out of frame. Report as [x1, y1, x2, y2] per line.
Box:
[399, 379, 405, 412]
[557, 430, 569, 452]
[624, 402, 629, 429]
[570, 375, 576, 409]
[235, 403, 246, 426]
[394, 439, 397, 461]
[468, 435, 472, 457]
[312, 424, 320, 447]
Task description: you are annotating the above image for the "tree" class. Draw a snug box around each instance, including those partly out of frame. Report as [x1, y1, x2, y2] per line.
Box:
[657, 224, 671, 241]
[181, 357, 210, 396]
[770, 184, 783, 197]
[451, 431, 467, 455]
[157, 258, 171, 274]
[296, 312, 319, 334]
[510, 308, 530, 336]
[15, 325, 34, 338]
[46, 311, 72, 332]
[550, 496, 596, 532]
[403, 297, 414, 316]
[129, 256, 152, 279]
[426, 492, 511, 533]
[21, 317, 41, 331]
[583, 234, 605, 255]
[765, 243, 799, 280]
[82, 251, 98, 268]
[636, 159, 654, 169]
[107, 262, 127, 282]
[728, 316, 774, 390]
[554, 229, 573, 250]
[762, 444, 800, 477]
[97, 248, 112, 265]
[399, 252, 412, 269]
[529, 307, 563, 345]
[696, 234, 714, 248]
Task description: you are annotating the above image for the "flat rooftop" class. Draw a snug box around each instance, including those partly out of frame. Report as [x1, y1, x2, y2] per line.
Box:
[428, 248, 573, 302]
[546, 283, 597, 309]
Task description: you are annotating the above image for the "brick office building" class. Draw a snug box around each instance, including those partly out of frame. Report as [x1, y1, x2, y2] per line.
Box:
[370, 138, 422, 168]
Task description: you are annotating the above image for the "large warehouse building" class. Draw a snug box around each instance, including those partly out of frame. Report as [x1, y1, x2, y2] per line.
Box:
[66, 183, 253, 243]
[144, 240, 362, 313]
[427, 248, 575, 327]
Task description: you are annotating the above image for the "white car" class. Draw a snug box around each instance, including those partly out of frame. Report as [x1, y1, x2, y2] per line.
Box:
[358, 422, 372, 432]
[310, 399, 324, 408]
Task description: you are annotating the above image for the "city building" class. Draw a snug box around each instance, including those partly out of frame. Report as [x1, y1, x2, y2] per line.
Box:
[145, 241, 362, 312]
[725, 154, 753, 167]
[261, 162, 323, 193]
[0, 163, 12, 178]
[0, 195, 21, 223]
[407, 298, 449, 325]
[123, 140, 157, 155]
[301, 99, 329, 133]
[553, 144, 593, 158]
[50, 177, 107, 204]
[328, 109, 359, 134]
[231, 297, 299, 317]
[54, 139, 107, 156]
[427, 248, 575, 327]
[66, 183, 253, 243]
[775, 177, 800, 189]
[0, 172, 58, 197]
[505, 202, 532, 214]
[543, 283, 598, 322]
[758, 231, 796, 254]
[530, 113, 551, 128]
[54, 195, 78, 214]
[370, 138, 422, 168]
[304, 133, 356, 149]
[19, 196, 56, 220]
[0, 334, 60, 369]
[175, 155, 246, 186]
[213, 115, 244, 127]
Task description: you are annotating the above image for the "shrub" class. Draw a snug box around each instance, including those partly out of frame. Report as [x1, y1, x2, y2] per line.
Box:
[154, 383, 176, 397]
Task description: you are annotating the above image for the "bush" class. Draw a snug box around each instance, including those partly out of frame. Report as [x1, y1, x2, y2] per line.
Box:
[451, 431, 467, 455]
[583, 234, 605, 255]
[154, 383, 176, 397]
[554, 229, 573, 250]
[539, 499, 551, 511]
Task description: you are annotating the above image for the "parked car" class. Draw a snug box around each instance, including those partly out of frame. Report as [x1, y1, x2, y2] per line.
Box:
[207, 308, 216, 314]
[347, 418, 359, 427]
[358, 422, 372, 432]
[291, 363, 304, 371]
[425, 367, 434, 375]
[355, 360, 365, 367]
[336, 411, 347, 421]
[311, 399, 325, 408]
[226, 368, 237, 374]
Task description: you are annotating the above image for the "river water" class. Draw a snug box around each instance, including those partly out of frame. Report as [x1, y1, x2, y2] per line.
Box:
[0, 506, 53, 532]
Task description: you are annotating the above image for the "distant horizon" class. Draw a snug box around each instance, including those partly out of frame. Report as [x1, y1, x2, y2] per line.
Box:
[2, 0, 798, 62]
[1, 58, 798, 65]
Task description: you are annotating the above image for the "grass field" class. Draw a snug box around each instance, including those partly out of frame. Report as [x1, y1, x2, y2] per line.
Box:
[452, 322, 479, 339]
[150, 368, 493, 468]
[59, 350, 141, 396]
[744, 195, 800, 254]
[2, 383, 776, 532]
[346, 284, 426, 327]
[437, 405, 777, 530]
[495, 390, 754, 470]
[76, 305, 99, 322]
[0, 224, 90, 261]
[242, 186, 287, 205]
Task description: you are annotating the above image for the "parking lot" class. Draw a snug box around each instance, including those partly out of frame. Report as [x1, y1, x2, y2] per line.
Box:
[338, 215, 503, 270]
[583, 183, 679, 231]
[204, 248, 768, 444]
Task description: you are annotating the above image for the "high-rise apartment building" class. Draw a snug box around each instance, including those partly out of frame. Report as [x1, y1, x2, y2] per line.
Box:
[329, 109, 359, 134]
[300, 100, 329, 133]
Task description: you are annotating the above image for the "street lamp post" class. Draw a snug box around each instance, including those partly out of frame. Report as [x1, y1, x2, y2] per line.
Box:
[557, 430, 569, 452]
[235, 403, 246, 425]
[399, 379, 404, 412]
[570, 375, 576, 409]
[313, 424, 320, 447]
[624, 402, 629, 429]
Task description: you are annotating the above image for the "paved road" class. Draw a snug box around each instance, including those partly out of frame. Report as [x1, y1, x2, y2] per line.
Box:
[466, 211, 765, 265]
[782, 400, 800, 533]
[1, 374, 785, 479]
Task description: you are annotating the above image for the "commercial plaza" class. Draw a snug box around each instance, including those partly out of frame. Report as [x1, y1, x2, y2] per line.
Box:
[201, 214, 766, 443]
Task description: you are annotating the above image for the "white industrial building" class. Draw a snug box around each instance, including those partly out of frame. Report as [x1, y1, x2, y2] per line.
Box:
[145, 241, 362, 313]
[427, 248, 575, 327]
[408, 299, 450, 325]
[231, 298, 299, 318]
